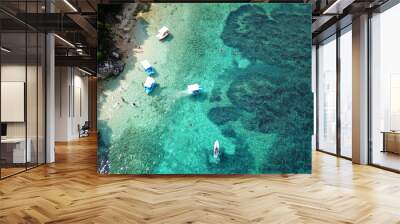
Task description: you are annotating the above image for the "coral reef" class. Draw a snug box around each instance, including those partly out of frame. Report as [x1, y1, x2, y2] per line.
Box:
[207, 106, 239, 125]
[215, 4, 312, 173]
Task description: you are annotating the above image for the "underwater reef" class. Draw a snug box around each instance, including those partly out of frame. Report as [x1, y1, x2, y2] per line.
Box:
[209, 4, 313, 173]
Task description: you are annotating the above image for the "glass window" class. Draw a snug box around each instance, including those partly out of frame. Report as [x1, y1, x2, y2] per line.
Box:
[0, 1, 46, 179]
[1, 31, 28, 178]
[318, 35, 337, 154]
[339, 27, 352, 158]
[371, 3, 400, 171]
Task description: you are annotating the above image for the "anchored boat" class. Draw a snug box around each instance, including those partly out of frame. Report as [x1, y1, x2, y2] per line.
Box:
[213, 140, 220, 159]
[187, 84, 203, 95]
[140, 60, 155, 76]
[156, 26, 170, 40]
[143, 77, 157, 94]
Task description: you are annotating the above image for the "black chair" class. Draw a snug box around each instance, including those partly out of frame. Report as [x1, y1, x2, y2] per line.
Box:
[79, 121, 90, 138]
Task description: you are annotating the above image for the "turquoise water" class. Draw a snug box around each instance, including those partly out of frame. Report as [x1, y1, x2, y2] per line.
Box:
[98, 3, 313, 174]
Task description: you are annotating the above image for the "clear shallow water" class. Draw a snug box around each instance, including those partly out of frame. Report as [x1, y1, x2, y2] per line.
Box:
[98, 3, 313, 174]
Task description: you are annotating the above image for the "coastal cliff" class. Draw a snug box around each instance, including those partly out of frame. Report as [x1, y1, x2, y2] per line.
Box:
[97, 3, 150, 79]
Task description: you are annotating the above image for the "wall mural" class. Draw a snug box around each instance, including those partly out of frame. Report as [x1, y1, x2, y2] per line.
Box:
[97, 3, 313, 174]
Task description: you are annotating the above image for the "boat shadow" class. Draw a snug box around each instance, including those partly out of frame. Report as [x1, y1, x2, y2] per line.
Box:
[188, 92, 208, 102]
[148, 84, 165, 97]
[162, 33, 174, 42]
[150, 70, 160, 78]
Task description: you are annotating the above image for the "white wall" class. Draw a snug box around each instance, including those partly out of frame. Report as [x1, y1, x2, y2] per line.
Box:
[55, 67, 89, 141]
[55, 66, 69, 141]
[74, 73, 89, 133]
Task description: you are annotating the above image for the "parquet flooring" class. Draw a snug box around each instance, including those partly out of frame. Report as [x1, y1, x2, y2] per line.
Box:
[0, 167, 26, 178]
[1, 135, 400, 223]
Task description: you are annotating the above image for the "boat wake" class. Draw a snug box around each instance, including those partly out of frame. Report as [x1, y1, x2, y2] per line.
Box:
[175, 90, 192, 98]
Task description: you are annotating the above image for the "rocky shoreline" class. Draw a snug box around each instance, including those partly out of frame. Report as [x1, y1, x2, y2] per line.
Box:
[98, 3, 150, 79]
[97, 3, 151, 173]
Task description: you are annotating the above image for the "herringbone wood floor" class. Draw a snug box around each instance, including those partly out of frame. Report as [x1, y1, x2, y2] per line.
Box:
[1, 136, 400, 224]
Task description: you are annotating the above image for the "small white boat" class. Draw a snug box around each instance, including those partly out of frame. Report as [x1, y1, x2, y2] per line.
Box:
[213, 140, 220, 159]
[187, 84, 203, 95]
[156, 26, 169, 40]
[140, 60, 155, 75]
[143, 77, 157, 94]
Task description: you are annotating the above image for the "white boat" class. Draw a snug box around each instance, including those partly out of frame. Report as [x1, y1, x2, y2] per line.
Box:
[143, 77, 157, 94]
[213, 140, 220, 159]
[140, 60, 155, 75]
[156, 26, 169, 40]
[187, 84, 203, 95]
